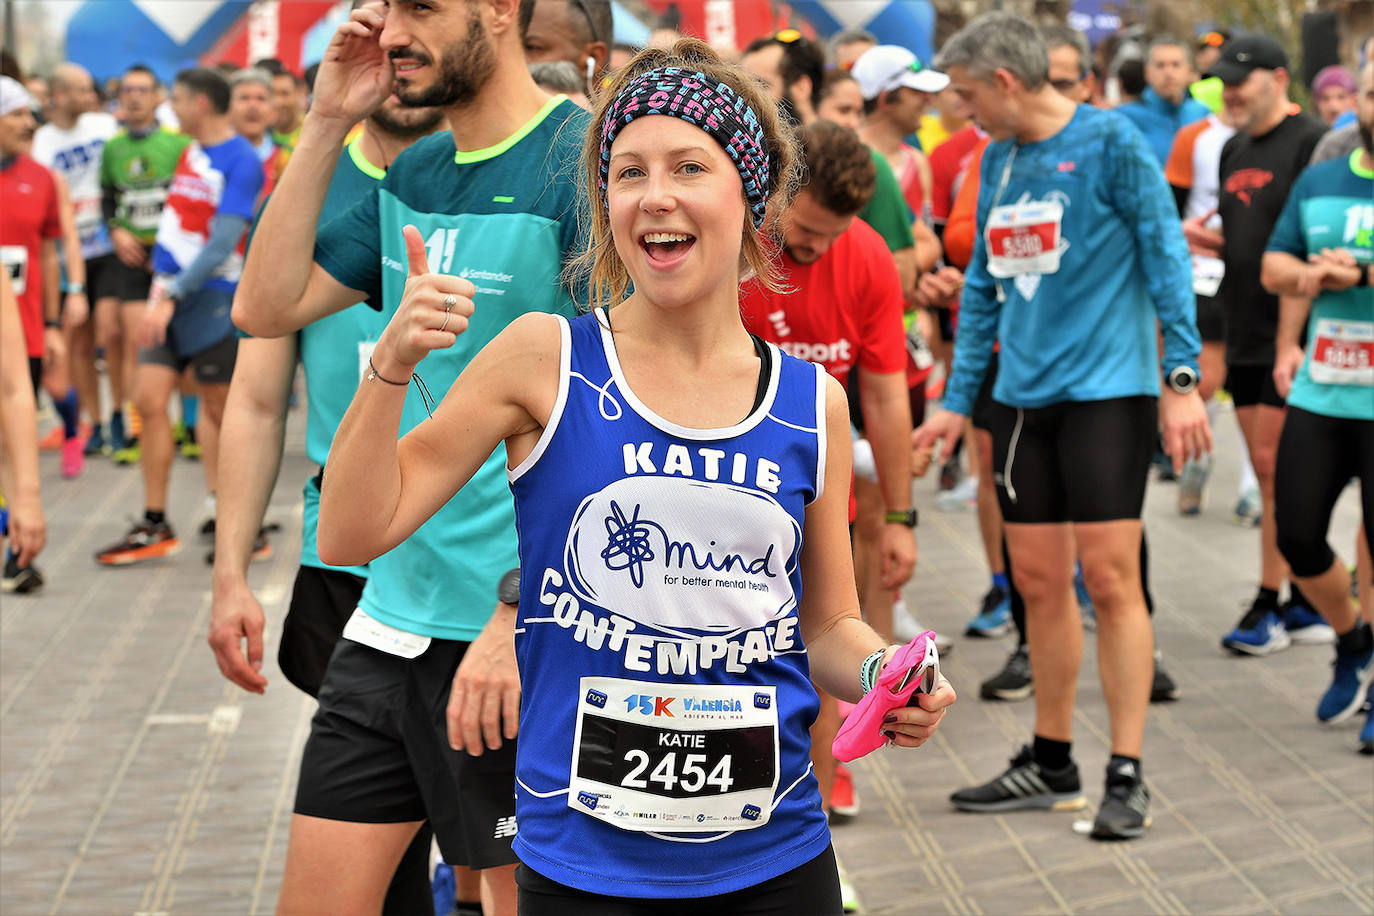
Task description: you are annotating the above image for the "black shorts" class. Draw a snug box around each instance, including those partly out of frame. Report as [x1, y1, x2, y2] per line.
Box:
[930, 306, 955, 343]
[514, 843, 841, 915]
[109, 252, 154, 301]
[1226, 363, 1285, 409]
[279, 564, 365, 698]
[1196, 294, 1225, 343]
[970, 351, 1000, 432]
[28, 356, 42, 395]
[1274, 406, 1374, 578]
[294, 636, 519, 869]
[138, 332, 238, 384]
[84, 254, 121, 302]
[986, 396, 1156, 524]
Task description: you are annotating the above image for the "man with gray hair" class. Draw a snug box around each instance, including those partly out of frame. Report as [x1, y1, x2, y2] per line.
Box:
[914, 10, 1209, 841]
[1040, 24, 1095, 104]
[228, 68, 278, 169]
[1116, 36, 1210, 164]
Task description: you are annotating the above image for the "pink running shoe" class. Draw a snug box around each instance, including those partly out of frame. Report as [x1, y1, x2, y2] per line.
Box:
[832, 631, 941, 763]
[61, 435, 85, 478]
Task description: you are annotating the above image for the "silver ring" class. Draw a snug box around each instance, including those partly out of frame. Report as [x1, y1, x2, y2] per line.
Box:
[442, 293, 457, 310]
[439, 310, 451, 333]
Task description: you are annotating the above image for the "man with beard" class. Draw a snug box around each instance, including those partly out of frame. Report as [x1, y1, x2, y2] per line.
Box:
[209, 89, 445, 914]
[522, 0, 611, 99]
[1187, 36, 1330, 656]
[232, 1, 586, 911]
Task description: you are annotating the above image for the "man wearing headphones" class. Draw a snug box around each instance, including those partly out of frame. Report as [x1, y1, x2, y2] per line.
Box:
[522, 0, 611, 99]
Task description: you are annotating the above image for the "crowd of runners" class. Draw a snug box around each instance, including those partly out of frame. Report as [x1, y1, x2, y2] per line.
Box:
[0, 0, 1370, 912]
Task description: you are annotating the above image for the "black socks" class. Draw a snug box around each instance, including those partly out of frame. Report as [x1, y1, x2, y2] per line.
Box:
[1032, 735, 1072, 771]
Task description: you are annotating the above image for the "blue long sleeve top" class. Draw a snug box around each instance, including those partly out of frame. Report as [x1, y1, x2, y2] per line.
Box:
[943, 105, 1200, 416]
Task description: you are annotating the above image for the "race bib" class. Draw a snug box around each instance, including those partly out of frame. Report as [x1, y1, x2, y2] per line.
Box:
[1192, 255, 1224, 298]
[985, 196, 1067, 278]
[568, 677, 779, 834]
[1308, 319, 1374, 387]
[341, 607, 432, 658]
[124, 187, 168, 234]
[74, 195, 103, 232]
[1, 246, 28, 295]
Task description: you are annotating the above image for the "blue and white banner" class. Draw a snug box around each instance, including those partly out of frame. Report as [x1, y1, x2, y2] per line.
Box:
[788, 0, 935, 64]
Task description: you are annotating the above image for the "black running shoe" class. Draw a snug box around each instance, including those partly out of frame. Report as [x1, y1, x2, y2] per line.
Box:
[1150, 651, 1180, 703]
[949, 745, 1086, 812]
[1, 553, 44, 593]
[1091, 760, 1151, 840]
[980, 646, 1033, 701]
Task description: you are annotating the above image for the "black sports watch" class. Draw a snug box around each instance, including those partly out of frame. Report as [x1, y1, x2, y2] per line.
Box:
[497, 568, 521, 605]
[1166, 366, 1199, 395]
[884, 509, 918, 527]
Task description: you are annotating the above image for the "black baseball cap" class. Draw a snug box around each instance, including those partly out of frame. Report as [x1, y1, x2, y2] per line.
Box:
[1204, 35, 1288, 84]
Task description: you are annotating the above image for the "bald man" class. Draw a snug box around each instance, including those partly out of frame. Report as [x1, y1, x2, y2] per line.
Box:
[32, 63, 122, 463]
[522, 0, 611, 99]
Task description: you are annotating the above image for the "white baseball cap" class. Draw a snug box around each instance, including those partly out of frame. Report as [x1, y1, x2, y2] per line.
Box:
[0, 76, 36, 118]
[851, 45, 949, 100]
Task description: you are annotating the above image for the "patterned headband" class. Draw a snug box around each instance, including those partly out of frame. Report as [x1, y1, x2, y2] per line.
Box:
[597, 67, 772, 229]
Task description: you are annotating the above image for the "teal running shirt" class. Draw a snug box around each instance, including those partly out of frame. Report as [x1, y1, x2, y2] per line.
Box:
[297, 137, 391, 574]
[1266, 151, 1374, 421]
[314, 96, 588, 640]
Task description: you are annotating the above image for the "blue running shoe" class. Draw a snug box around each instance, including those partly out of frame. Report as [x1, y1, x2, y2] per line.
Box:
[1221, 600, 1290, 656]
[1317, 635, 1374, 724]
[1360, 684, 1373, 755]
[83, 424, 107, 456]
[965, 586, 1011, 638]
[1284, 603, 1335, 645]
[1075, 565, 1096, 631]
[108, 411, 128, 453]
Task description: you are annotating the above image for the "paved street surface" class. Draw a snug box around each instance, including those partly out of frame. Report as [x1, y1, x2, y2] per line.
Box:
[3, 396, 1371, 914]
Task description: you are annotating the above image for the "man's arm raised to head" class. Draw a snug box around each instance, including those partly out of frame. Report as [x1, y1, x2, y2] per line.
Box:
[234, 1, 394, 337]
[232, 116, 366, 337]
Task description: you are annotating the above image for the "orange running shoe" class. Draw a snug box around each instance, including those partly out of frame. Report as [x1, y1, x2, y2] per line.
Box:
[95, 519, 182, 565]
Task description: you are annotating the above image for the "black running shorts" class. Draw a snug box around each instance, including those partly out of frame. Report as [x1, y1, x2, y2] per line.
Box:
[138, 332, 238, 384]
[294, 637, 519, 869]
[109, 251, 155, 302]
[970, 351, 1000, 432]
[1195, 293, 1225, 343]
[83, 254, 121, 302]
[279, 564, 365, 698]
[1225, 363, 1285, 409]
[985, 396, 1156, 524]
[1274, 406, 1374, 578]
[515, 843, 842, 915]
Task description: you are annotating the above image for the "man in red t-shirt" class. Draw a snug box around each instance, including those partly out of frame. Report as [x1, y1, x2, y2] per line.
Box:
[1, 75, 66, 591]
[741, 121, 915, 821]
[0, 79, 66, 396]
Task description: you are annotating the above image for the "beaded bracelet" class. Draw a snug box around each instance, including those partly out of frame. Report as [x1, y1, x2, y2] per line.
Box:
[859, 650, 886, 695]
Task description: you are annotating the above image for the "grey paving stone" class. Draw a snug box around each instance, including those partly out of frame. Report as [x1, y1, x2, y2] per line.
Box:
[4, 387, 1372, 914]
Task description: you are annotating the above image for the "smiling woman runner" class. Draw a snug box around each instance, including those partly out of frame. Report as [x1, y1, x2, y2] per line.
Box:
[320, 39, 956, 915]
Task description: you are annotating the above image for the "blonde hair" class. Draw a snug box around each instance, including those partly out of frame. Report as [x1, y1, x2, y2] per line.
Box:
[569, 37, 801, 312]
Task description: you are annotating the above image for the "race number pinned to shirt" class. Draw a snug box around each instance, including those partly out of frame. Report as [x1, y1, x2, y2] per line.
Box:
[1192, 255, 1224, 298]
[342, 607, 432, 658]
[124, 187, 169, 235]
[1308, 319, 1374, 387]
[1, 246, 28, 295]
[568, 676, 780, 834]
[984, 193, 1068, 278]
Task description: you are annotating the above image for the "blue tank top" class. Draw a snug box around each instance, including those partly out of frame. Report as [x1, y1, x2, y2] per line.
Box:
[508, 310, 833, 898]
